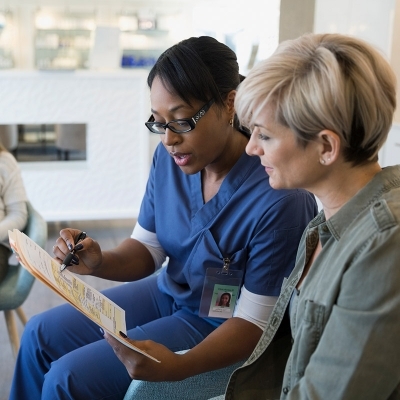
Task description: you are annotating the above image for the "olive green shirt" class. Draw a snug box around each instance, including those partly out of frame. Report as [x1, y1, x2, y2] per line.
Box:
[217, 165, 400, 400]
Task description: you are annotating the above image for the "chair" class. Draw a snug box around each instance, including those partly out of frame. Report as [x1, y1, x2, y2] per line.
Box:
[0, 201, 47, 358]
[55, 124, 86, 160]
[124, 350, 242, 400]
[0, 124, 18, 155]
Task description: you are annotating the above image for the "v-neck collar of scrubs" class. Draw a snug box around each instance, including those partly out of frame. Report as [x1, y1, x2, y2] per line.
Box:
[189, 151, 259, 232]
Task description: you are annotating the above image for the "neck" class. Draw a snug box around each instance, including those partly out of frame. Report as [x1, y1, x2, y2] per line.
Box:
[314, 161, 381, 219]
[203, 129, 248, 184]
[201, 129, 248, 203]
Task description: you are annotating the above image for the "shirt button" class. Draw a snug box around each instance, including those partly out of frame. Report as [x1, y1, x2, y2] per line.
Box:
[283, 387, 289, 394]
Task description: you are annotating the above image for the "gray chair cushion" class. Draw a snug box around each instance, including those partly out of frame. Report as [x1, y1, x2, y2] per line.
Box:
[123, 350, 241, 400]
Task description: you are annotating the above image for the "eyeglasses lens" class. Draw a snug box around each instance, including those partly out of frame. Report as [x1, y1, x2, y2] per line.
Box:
[148, 120, 192, 134]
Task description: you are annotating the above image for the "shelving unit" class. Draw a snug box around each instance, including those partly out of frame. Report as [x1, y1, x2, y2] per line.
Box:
[119, 14, 171, 68]
[120, 30, 169, 68]
[34, 11, 94, 70]
[0, 10, 15, 69]
[35, 28, 92, 69]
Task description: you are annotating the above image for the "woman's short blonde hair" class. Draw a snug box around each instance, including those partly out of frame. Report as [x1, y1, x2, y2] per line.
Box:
[236, 33, 397, 165]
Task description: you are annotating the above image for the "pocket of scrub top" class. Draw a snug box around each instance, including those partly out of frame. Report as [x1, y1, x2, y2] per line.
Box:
[294, 299, 326, 378]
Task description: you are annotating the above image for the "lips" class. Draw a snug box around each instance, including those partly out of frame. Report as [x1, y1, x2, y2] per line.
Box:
[170, 152, 191, 167]
[262, 165, 273, 174]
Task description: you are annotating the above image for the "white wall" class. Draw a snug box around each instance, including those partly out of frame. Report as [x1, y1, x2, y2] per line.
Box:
[0, 69, 151, 221]
[314, 0, 395, 56]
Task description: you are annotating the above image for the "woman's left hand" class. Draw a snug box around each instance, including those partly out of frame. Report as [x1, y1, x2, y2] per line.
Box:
[103, 332, 185, 381]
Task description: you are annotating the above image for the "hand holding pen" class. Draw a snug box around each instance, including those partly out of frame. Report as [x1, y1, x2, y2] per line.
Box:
[60, 231, 87, 272]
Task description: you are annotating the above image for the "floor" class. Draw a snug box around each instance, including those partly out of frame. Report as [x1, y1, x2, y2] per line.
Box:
[0, 218, 136, 400]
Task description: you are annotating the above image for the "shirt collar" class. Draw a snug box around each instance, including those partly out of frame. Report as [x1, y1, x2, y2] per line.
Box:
[321, 165, 400, 241]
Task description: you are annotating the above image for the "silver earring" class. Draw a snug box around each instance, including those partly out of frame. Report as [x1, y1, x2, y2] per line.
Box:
[229, 118, 233, 126]
[321, 159, 326, 164]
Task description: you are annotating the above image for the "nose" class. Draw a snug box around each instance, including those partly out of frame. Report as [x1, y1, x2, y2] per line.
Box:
[162, 128, 182, 147]
[245, 132, 263, 157]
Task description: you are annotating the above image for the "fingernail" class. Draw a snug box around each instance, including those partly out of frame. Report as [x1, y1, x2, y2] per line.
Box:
[72, 255, 79, 263]
[119, 331, 127, 338]
[99, 328, 104, 335]
[71, 258, 79, 265]
[74, 243, 84, 251]
[68, 244, 73, 251]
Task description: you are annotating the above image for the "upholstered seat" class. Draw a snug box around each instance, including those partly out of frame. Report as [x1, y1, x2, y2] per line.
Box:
[0, 125, 18, 154]
[123, 350, 241, 400]
[55, 124, 86, 160]
[0, 201, 47, 357]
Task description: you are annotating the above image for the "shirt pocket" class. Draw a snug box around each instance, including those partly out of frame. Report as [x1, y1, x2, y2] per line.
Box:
[294, 299, 325, 378]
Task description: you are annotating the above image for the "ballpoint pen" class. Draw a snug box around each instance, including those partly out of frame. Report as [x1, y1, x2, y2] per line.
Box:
[59, 231, 87, 272]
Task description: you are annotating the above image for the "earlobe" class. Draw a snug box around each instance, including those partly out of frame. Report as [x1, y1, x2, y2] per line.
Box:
[318, 129, 341, 165]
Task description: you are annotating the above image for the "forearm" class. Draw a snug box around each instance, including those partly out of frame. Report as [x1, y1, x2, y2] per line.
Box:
[177, 317, 262, 379]
[92, 238, 156, 281]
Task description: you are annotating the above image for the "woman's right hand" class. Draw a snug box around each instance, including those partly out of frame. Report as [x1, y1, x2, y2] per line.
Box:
[53, 228, 102, 275]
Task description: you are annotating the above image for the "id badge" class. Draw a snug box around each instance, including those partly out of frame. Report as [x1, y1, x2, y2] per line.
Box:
[199, 258, 244, 319]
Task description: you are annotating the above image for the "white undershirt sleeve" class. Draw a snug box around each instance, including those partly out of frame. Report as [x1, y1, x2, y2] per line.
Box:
[233, 285, 278, 330]
[131, 223, 167, 271]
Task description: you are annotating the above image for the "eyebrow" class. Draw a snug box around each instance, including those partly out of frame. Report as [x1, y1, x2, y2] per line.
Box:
[254, 123, 268, 129]
[151, 104, 187, 116]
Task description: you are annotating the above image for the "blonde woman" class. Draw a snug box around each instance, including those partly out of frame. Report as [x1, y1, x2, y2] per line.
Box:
[0, 142, 28, 282]
[215, 33, 400, 399]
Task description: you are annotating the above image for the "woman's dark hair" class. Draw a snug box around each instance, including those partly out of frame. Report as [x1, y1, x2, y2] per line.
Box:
[147, 36, 245, 131]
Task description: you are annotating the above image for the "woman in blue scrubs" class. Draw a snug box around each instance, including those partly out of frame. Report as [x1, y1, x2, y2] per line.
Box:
[10, 36, 317, 400]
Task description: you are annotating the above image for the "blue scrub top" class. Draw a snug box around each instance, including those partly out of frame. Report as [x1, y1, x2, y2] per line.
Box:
[138, 143, 317, 312]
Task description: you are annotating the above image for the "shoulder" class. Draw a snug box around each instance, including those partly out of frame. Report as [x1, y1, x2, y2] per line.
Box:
[361, 166, 400, 234]
[0, 150, 17, 164]
[0, 151, 19, 174]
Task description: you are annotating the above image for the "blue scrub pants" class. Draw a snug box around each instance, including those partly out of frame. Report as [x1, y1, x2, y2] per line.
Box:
[9, 274, 217, 400]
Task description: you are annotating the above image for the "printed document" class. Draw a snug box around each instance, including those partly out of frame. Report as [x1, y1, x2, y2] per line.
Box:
[8, 229, 159, 363]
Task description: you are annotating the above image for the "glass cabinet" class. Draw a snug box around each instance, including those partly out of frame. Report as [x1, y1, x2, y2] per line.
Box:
[0, 10, 15, 69]
[34, 10, 95, 70]
[119, 13, 171, 68]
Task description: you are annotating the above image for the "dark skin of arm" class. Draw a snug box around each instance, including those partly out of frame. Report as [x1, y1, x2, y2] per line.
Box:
[53, 228, 155, 281]
[104, 318, 262, 381]
[53, 229, 263, 381]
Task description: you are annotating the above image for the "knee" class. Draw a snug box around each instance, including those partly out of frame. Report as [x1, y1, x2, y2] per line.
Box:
[42, 359, 76, 399]
[19, 314, 44, 347]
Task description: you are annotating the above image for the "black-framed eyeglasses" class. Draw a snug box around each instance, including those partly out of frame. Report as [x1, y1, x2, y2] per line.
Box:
[145, 99, 215, 134]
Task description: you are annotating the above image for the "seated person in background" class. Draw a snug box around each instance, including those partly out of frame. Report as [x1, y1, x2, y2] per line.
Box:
[10, 36, 317, 400]
[216, 32, 400, 399]
[0, 142, 27, 283]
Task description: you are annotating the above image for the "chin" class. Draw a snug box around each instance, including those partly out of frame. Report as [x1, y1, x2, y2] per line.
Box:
[179, 165, 200, 175]
[269, 179, 290, 191]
